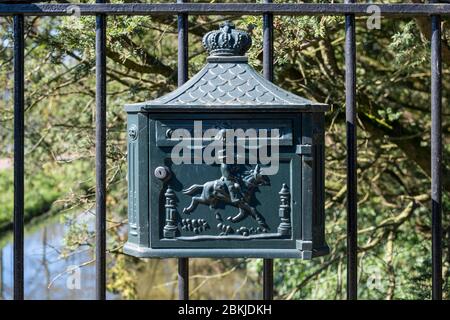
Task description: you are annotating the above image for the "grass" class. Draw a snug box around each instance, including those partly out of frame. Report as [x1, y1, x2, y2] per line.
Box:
[0, 160, 92, 232]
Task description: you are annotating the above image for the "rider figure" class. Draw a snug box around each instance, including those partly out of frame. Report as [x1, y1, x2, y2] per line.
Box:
[214, 127, 245, 204]
[220, 164, 245, 205]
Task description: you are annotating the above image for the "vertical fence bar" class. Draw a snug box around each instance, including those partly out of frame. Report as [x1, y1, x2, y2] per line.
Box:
[178, 0, 188, 85]
[263, 0, 274, 83]
[262, 0, 274, 301]
[178, 258, 189, 300]
[345, 0, 357, 300]
[431, 10, 442, 300]
[263, 259, 273, 300]
[13, 14, 25, 301]
[177, 0, 189, 301]
[95, 0, 107, 301]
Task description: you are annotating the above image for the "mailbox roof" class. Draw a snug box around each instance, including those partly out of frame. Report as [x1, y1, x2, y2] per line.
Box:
[125, 57, 328, 113]
[126, 22, 328, 113]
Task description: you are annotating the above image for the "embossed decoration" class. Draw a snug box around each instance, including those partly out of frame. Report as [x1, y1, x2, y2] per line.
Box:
[163, 187, 179, 238]
[217, 223, 234, 236]
[182, 164, 269, 230]
[277, 183, 292, 236]
[202, 21, 252, 56]
[139, 62, 314, 107]
[181, 127, 269, 230]
[181, 218, 209, 234]
[128, 125, 138, 141]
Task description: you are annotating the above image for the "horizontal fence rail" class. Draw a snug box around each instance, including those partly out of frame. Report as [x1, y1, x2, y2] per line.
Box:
[4, 2, 444, 301]
[0, 3, 450, 16]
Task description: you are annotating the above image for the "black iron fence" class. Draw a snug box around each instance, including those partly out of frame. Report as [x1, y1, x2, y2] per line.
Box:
[1, 1, 447, 300]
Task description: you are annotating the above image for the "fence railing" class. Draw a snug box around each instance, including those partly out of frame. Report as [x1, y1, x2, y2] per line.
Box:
[2, 1, 447, 300]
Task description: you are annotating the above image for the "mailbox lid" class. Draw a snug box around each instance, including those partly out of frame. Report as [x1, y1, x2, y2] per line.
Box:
[155, 118, 294, 147]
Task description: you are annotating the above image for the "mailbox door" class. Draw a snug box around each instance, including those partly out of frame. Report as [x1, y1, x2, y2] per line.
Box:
[148, 113, 305, 257]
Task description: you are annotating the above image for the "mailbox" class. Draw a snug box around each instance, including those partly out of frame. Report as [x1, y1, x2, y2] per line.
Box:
[124, 22, 329, 259]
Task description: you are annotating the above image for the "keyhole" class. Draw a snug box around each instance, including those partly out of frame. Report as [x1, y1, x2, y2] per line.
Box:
[154, 166, 171, 181]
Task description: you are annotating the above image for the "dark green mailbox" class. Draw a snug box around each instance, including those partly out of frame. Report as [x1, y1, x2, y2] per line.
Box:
[124, 22, 329, 259]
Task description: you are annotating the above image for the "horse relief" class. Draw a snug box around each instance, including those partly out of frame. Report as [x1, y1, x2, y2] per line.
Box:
[181, 164, 270, 230]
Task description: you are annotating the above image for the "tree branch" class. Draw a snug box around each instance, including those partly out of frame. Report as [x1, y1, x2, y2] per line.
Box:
[412, 0, 450, 64]
[361, 112, 450, 194]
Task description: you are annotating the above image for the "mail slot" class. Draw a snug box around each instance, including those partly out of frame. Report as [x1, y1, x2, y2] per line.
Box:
[124, 22, 329, 259]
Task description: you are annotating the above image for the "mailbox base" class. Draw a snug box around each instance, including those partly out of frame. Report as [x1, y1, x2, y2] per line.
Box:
[124, 242, 329, 260]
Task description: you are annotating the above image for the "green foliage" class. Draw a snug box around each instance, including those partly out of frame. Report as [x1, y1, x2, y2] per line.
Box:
[389, 21, 428, 73]
[107, 254, 138, 300]
[0, 162, 90, 231]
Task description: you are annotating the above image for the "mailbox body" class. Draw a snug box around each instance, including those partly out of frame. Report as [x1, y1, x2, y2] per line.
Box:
[124, 109, 329, 259]
[124, 23, 329, 259]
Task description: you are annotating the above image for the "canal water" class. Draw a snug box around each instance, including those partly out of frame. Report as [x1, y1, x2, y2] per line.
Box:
[0, 215, 260, 300]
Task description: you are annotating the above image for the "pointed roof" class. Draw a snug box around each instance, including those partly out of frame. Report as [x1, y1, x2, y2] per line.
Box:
[125, 22, 328, 113]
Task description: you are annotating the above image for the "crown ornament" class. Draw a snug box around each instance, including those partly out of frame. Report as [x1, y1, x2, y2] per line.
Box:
[202, 21, 252, 57]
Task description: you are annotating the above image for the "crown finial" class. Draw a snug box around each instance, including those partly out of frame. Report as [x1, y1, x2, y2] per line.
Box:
[202, 21, 252, 57]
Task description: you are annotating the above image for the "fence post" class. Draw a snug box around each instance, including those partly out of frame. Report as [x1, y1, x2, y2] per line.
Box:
[345, 0, 357, 300]
[262, 0, 274, 301]
[430, 1, 442, 300]
[177, 0, 189, 301]
[95, 0, 107, 301]
[13, 13, 25, 301]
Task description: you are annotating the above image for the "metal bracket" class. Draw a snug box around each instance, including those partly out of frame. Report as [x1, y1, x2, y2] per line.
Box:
[296, 240, 313, 260]
[296, 240, 313, 251]
[296, 144, 311, 155]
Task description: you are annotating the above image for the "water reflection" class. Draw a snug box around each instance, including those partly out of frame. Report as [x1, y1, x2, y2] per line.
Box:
[0, 216, 260, 300]
[0, 218, 116, 300]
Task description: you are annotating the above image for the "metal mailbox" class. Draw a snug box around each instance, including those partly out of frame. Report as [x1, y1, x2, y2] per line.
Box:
[124, 22, 329, 259]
